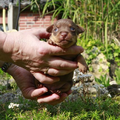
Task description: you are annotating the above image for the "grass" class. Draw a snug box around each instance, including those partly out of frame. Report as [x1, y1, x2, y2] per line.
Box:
[0, 95, 120, 120]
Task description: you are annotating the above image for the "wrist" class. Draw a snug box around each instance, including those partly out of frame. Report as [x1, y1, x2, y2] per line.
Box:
[0, 60, 17, 76]
[0, 31, 7, 50]
[0, 30, 18, 62]
[7, 64, 18, 76]
[0, 60, 13, 73]
[1, 62, 12, 72]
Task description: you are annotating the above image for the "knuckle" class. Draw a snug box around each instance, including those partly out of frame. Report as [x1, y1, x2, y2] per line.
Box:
[59, 62, 66, 68]
[39, 48, 48, 55]
[52, 70, 59, 76]
[39, 77, 46, 83]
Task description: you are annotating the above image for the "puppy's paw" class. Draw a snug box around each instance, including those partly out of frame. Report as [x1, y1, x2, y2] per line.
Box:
[47, 39, 54, 45]
[37, 83, 43, 88]
[78, 64, 88, 73]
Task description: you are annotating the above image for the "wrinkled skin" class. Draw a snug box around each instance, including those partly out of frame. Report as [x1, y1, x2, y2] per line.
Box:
[1, 28, 82, 82]
[36, 19, 88, 94]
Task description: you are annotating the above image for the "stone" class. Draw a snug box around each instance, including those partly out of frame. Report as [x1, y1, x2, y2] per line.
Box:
[0, 93, 15, 103]
[109, 80, 117, 85]
[107, 84, 120, 97]
[90, 53, 109, 78]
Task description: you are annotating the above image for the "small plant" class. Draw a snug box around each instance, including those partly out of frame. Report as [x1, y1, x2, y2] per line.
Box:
[114, 68, 120, 84]
[0, 69, 14, 94]
[95, 75, 110, 87]
[0, 85, 7, 94]
[10, 81, 18, 91]
[102, 42, 120, 66]
[0, 69, 11, 80]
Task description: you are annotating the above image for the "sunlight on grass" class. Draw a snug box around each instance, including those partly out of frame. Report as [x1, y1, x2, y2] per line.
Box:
[0, 96, 120, 120]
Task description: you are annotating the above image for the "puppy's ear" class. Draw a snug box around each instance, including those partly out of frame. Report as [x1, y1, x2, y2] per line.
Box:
[46, 24, 54, 33]
[77, 26, 84, 34]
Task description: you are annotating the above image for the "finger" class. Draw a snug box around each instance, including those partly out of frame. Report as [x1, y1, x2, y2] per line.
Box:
[37, 93, 60, 104]
[47, 45, 84, 56]
[32, 28, 51, 39]
[22, 86, 48, 99]
[66, 90, 72, 95]
[38, 42, 84, 56]
[30, 87, 48, 98]
[46, 93, 68, 105]
[32, 72, 60, 84]
[47, 68, 73, 76]
[48, 57, 78, 69]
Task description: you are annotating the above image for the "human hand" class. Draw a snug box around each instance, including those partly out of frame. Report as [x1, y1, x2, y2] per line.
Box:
[7, 64, 71, 105]
[2, 28, 83, 83]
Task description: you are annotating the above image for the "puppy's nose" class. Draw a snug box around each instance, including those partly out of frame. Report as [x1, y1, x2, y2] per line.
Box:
[60, 32, 68, 38]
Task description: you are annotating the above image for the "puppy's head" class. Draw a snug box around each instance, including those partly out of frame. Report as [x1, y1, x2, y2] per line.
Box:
[46, 19, 84, 48]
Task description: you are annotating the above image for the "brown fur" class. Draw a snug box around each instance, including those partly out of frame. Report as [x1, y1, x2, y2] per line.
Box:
[36, 19, 88, 95]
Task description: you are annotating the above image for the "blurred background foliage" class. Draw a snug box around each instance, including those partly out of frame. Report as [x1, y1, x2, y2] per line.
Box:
[29, 0, 120, 67]
[29, 0, 119, 42]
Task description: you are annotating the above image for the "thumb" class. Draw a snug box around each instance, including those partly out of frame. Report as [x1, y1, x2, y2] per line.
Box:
[22, 87, 48, 99]
[33, 28, 51, 39]
[32, 72, 60, 84]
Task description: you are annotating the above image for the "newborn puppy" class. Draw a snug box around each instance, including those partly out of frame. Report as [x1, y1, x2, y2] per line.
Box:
[37, 19, 88, 95]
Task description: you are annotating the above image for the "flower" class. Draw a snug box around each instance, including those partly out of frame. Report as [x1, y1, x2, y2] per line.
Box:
[8, 103, 19, 109]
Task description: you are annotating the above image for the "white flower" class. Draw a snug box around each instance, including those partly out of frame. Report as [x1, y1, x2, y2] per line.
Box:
[8, 103, 19, 109]
[107, 94, 112, 97]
